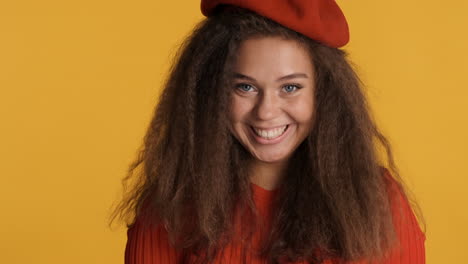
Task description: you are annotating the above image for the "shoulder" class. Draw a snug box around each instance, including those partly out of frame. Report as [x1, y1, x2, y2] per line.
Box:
[381, 168, 425, 235]
[380, 167, 426, 263]
[125, 215, 181, 264]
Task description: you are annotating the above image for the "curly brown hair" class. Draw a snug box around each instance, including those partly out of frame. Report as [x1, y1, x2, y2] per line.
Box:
[111, 6, 423, 264]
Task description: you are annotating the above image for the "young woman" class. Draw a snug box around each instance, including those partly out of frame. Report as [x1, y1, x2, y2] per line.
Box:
[113, 1, 426, 263]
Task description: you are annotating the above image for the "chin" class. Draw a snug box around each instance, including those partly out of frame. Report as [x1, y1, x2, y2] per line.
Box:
[252, 151, 291, 163]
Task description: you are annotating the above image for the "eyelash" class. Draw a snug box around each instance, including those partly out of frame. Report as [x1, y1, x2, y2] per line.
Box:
[235, 83, 303, 93]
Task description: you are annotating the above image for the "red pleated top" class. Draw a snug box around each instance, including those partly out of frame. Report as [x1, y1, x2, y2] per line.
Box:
[125, 175, 426, 264]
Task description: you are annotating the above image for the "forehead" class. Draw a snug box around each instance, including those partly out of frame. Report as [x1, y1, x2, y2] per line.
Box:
[233, 37, 314, 76]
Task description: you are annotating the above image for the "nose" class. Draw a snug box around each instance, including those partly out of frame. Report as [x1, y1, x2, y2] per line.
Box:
[254, 91, 281, 120]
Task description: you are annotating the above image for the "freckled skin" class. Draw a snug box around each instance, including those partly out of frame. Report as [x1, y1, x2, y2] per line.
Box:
[228, 37, 316, 169]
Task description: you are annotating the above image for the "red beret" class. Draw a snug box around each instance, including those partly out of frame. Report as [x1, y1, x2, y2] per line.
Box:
[200, 0, 349, 48]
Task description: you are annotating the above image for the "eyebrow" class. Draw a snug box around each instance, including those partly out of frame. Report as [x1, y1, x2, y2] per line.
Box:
[232, 72, 309, 82]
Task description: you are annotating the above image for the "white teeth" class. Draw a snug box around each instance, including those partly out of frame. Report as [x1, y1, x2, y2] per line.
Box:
[252, 125, 288, 139]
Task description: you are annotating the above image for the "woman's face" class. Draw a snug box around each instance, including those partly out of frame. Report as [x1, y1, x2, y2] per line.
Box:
[228, 36, 315, 164]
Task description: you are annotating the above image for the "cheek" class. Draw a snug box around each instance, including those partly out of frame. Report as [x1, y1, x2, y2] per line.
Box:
[290, 97, 315, 123]
[229, 97, 251, 122]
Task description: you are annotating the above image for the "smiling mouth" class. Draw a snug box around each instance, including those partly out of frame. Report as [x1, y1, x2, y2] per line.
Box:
[251, 125, 289, 140]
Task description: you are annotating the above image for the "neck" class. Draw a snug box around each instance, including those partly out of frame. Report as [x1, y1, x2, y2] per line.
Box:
[248, 159, 289, 191]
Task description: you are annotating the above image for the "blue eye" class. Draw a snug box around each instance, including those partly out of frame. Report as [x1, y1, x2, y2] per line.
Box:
[236, 83, 255, 92]
[283, 84, 301, 93]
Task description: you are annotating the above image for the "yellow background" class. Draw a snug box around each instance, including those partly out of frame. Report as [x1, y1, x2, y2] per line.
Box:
[1, 1, 466, 263]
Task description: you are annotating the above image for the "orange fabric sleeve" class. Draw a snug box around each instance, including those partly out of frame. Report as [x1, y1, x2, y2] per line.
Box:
[379, 174, 426, 264]
[125, 217, 181, 264]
